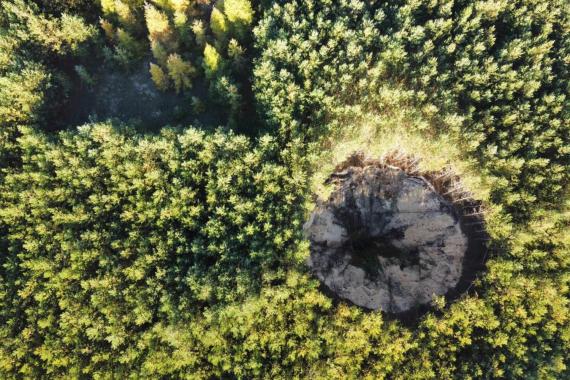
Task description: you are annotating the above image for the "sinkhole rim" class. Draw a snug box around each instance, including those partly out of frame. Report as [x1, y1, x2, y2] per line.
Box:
[306, 151, 489, 321]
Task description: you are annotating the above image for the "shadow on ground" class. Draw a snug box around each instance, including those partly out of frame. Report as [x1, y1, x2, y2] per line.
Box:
[56, 59, 257, 134]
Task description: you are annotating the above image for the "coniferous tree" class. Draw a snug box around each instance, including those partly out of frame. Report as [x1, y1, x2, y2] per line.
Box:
[166, 53, 195, 92]
[223, 0, 253, 37]
[210, 6, 228, 44]
[1, 1, 568, 377]
[149, 62, 169, 90]
[145, 3, 170, 40]
[203, 42, 221, 78]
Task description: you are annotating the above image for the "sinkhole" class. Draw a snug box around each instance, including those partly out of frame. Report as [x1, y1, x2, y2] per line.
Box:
[305, 153, 487, 315]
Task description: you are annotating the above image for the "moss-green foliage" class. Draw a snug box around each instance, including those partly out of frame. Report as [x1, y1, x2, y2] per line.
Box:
[31, 0, 99, 18]
[254, 0, 570, 220]
[100, 0, 255, 123]
[0, 0, 96, 168]
[1, 0, 96, 65]
[0, 65, 50, 167]
[0, 0, 569, 378]
[0, 124, 308, 377]
[0, 124, 568, 378]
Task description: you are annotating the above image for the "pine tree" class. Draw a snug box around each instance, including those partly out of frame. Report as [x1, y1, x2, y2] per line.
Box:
[100, 18, 115, 39]
[203, 43, 221, 78]
[223, 0, 253, 36]
[166, 53, 195, 92]
[145, 3, 170, 41]
[150, 40, 168, 65]
[192, 19, 206, 46]
[114, 0, 136, 26]
[74, 65, 94, 86]
[210, 6, 228, 43]
[19, 7, 96, 54]
[149, 62, 169, 91]
[227, 38, 245, 69]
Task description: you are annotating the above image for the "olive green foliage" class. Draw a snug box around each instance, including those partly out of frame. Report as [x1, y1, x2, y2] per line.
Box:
[0, 0, 96, 168]
[255, 0, 570, 220]
[31, 0, 98, 18]
[0, 65, 50, 167]
[149, 61, 169, 90]
[166, 52, 196, 92]
[1, 0, 96, 56]
[100, 0, 254, 122]
[0, 125, 568, 379]
[0, 0, 569, 378]
[0, 124, 308, 377]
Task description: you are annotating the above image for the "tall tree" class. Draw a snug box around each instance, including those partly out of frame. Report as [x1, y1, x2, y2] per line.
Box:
[166, 53, 195, 92]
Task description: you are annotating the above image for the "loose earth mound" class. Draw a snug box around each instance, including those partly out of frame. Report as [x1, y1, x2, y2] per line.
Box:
[306, 161, 475, 314]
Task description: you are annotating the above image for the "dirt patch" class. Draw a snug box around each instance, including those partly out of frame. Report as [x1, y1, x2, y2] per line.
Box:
[58, 60, 223, 132]
[305, 153, 487, 316]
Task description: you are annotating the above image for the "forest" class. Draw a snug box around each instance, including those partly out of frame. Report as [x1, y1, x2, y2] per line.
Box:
[0, 0, 568, 378]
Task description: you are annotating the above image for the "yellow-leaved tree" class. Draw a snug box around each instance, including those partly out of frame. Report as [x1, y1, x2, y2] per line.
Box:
[223, 0, 253, 36]
[210, 6, 228, 43]
[203, 43, 221, 78]
[149, 62, 170, 91]
[145, 4, 171, 41]
[166, 53, 195, 92]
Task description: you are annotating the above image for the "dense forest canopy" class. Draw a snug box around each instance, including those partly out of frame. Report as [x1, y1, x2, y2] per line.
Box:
[0, 0, 569, 378]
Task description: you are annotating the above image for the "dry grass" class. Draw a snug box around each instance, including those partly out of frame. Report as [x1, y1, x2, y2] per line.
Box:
[307, 110, 494, 227]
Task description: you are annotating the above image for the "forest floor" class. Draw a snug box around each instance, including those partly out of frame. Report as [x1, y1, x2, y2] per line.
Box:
[58, 59, 224, 133]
